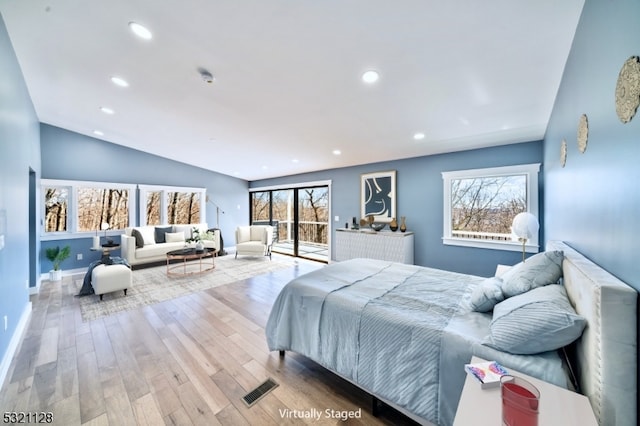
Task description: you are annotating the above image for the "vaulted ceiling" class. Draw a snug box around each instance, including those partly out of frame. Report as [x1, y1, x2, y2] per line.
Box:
[0, 1, 585, 180]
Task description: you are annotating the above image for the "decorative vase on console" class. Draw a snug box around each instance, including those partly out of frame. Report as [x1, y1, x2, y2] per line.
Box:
[400, 216, 407, 232]
[389, 217, 398, 232]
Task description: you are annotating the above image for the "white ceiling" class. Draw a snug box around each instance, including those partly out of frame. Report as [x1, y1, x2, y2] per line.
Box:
[1, 0, 584, 181]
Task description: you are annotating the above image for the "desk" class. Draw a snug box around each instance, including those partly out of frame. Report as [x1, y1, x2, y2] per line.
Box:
[453, 356, 597, 426]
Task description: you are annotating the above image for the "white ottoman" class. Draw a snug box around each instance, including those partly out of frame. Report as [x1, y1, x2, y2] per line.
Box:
[91, 264, 132, 300]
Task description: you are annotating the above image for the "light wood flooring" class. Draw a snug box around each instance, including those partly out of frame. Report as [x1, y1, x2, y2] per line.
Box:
[0, 256, 418, 425]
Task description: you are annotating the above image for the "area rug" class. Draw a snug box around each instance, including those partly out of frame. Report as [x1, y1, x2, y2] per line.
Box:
[74, 254, 298, 322]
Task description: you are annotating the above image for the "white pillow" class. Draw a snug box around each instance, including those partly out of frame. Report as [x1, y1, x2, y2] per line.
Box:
[173, 224, 193, 241]
[165, 232, 185, 243]
[136, 226, 156, 246]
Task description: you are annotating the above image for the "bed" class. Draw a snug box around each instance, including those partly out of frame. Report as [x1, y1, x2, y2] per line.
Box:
[265, 241, 637, 426]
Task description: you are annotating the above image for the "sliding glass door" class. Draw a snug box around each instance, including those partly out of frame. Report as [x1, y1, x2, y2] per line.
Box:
[250, 184, 329, 262]
[296, 187, 328, 262]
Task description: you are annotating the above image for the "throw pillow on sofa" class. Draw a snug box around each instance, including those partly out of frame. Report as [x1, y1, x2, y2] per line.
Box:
[131, 229, 144, 248]
[173, 224, 193, 241]
[154, 226, 173, 243]
[165, 232, 185, 243]
[136, 227, 156, 246]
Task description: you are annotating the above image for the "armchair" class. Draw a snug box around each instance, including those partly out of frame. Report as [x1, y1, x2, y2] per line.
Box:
[235, 225, 273, 259]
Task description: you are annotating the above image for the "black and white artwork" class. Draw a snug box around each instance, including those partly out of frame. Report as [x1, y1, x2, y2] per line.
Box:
[361, 170, 396, 223]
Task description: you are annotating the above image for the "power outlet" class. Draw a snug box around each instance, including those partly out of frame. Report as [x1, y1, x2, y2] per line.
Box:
[77, 253, 83, 260]
[4, 315, 7, 332]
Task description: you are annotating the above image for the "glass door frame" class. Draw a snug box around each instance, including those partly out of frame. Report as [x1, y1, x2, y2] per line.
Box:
[249, 180, 332, 262]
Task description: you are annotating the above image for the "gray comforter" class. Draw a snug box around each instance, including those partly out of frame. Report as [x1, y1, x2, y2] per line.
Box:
[265, 258, 567, 426]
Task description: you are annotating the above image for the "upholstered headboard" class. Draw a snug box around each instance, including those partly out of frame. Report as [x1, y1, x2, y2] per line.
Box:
[547, 241, 637, 426]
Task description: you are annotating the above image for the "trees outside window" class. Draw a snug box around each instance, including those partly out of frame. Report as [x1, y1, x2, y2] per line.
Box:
[139, 185, 205, 226]
[42, 180, 135, 236]
[145, 191, 162, 226]
[442, 164, 540, 253]
[44, 187, 68, 233]
[167, 191, 201, 224]
[77, 187, 130, 232]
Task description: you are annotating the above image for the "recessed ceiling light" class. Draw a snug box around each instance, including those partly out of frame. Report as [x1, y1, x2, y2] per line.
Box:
[93, 130, 104, 136]
[292, 159, 299, 163]
[332, 149, 342, 155]
[413, 132, 426, 140]
[361, 70, 380, 84]
[111, 76, 129, 87]
[129, 22, 152, 40]
[261, 165, 268, 170]
[100, 106, 114, 115]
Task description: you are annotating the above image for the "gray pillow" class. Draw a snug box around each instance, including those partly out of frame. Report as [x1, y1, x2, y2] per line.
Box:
[154, 226, 173, 244]
[470, 277, 505, 312]
[131, 229, 144, 248]
[500, 250, 564, 298]
[484, 284, 586, 355]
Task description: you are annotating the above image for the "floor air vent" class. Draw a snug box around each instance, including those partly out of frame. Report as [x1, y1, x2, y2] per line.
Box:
[242, 377, 279, 407]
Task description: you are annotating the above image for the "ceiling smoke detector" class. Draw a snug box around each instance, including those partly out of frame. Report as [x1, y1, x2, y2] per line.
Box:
[198, 68, 215, 84]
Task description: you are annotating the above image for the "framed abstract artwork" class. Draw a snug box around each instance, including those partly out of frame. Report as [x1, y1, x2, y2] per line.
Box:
[361, 170, 396, 223]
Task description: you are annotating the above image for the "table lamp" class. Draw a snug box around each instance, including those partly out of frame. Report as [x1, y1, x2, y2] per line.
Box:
[101, 222, 112, 245]
[511, 212, 539, 262]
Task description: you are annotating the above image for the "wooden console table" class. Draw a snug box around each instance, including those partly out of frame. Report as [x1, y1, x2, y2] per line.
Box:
[334, 228, 414, 264]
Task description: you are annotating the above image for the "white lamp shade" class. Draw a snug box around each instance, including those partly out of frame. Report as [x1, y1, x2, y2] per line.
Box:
[511, 212, 539, 240]
[101, 222, 110, 231]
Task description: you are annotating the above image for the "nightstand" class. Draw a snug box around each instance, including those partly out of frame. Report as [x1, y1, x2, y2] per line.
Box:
[453, 356, 597, 426]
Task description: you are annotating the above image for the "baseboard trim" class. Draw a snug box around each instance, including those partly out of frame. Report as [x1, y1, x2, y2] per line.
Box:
[38, 267, 87, 289]
[0, 301, 32, 390]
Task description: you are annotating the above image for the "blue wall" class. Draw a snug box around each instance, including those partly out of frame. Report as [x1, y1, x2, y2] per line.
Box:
[543, 0, 640, 291]
[0, 14, 40, 375]
[251, 141, 543, 277]
[40, 124, 249, 273]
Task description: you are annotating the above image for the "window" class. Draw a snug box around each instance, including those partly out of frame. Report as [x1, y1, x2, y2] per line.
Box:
[251, 191, 271, 222]
[139, 185, 206, 226]
[77, 186, 130, 231]
[145, 191, 162, 226]
[42, 179, 135, 238]
[167, 191, 201, 224]
[44, 186, 69, 233]
[442, 164, 540, 252]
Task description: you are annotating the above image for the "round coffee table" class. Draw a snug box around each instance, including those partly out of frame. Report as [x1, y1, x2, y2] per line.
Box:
[166, 247, 217, 277]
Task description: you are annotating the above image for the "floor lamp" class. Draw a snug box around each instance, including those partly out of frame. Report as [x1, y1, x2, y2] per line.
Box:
[206, 195, 227, 255]
[205, 195, 225, 229]
[511, 212, 539, 262]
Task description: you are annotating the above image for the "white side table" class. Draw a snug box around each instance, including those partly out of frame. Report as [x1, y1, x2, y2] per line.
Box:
[453, 356, 597, 426]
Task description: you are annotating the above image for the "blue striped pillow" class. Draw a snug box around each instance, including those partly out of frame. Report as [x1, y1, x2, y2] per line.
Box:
[470, 277, 505, 312]
[483, 284, 586, 355]
[500, 250, 564, 298]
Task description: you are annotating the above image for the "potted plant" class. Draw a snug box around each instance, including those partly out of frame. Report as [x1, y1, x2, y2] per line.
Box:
[45, 245, 71, 281]
[189, 227, 215, 252]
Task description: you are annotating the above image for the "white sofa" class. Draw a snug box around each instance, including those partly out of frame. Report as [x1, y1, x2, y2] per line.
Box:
[235, 225, 273, 259]
[121, 223, 220, 267]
